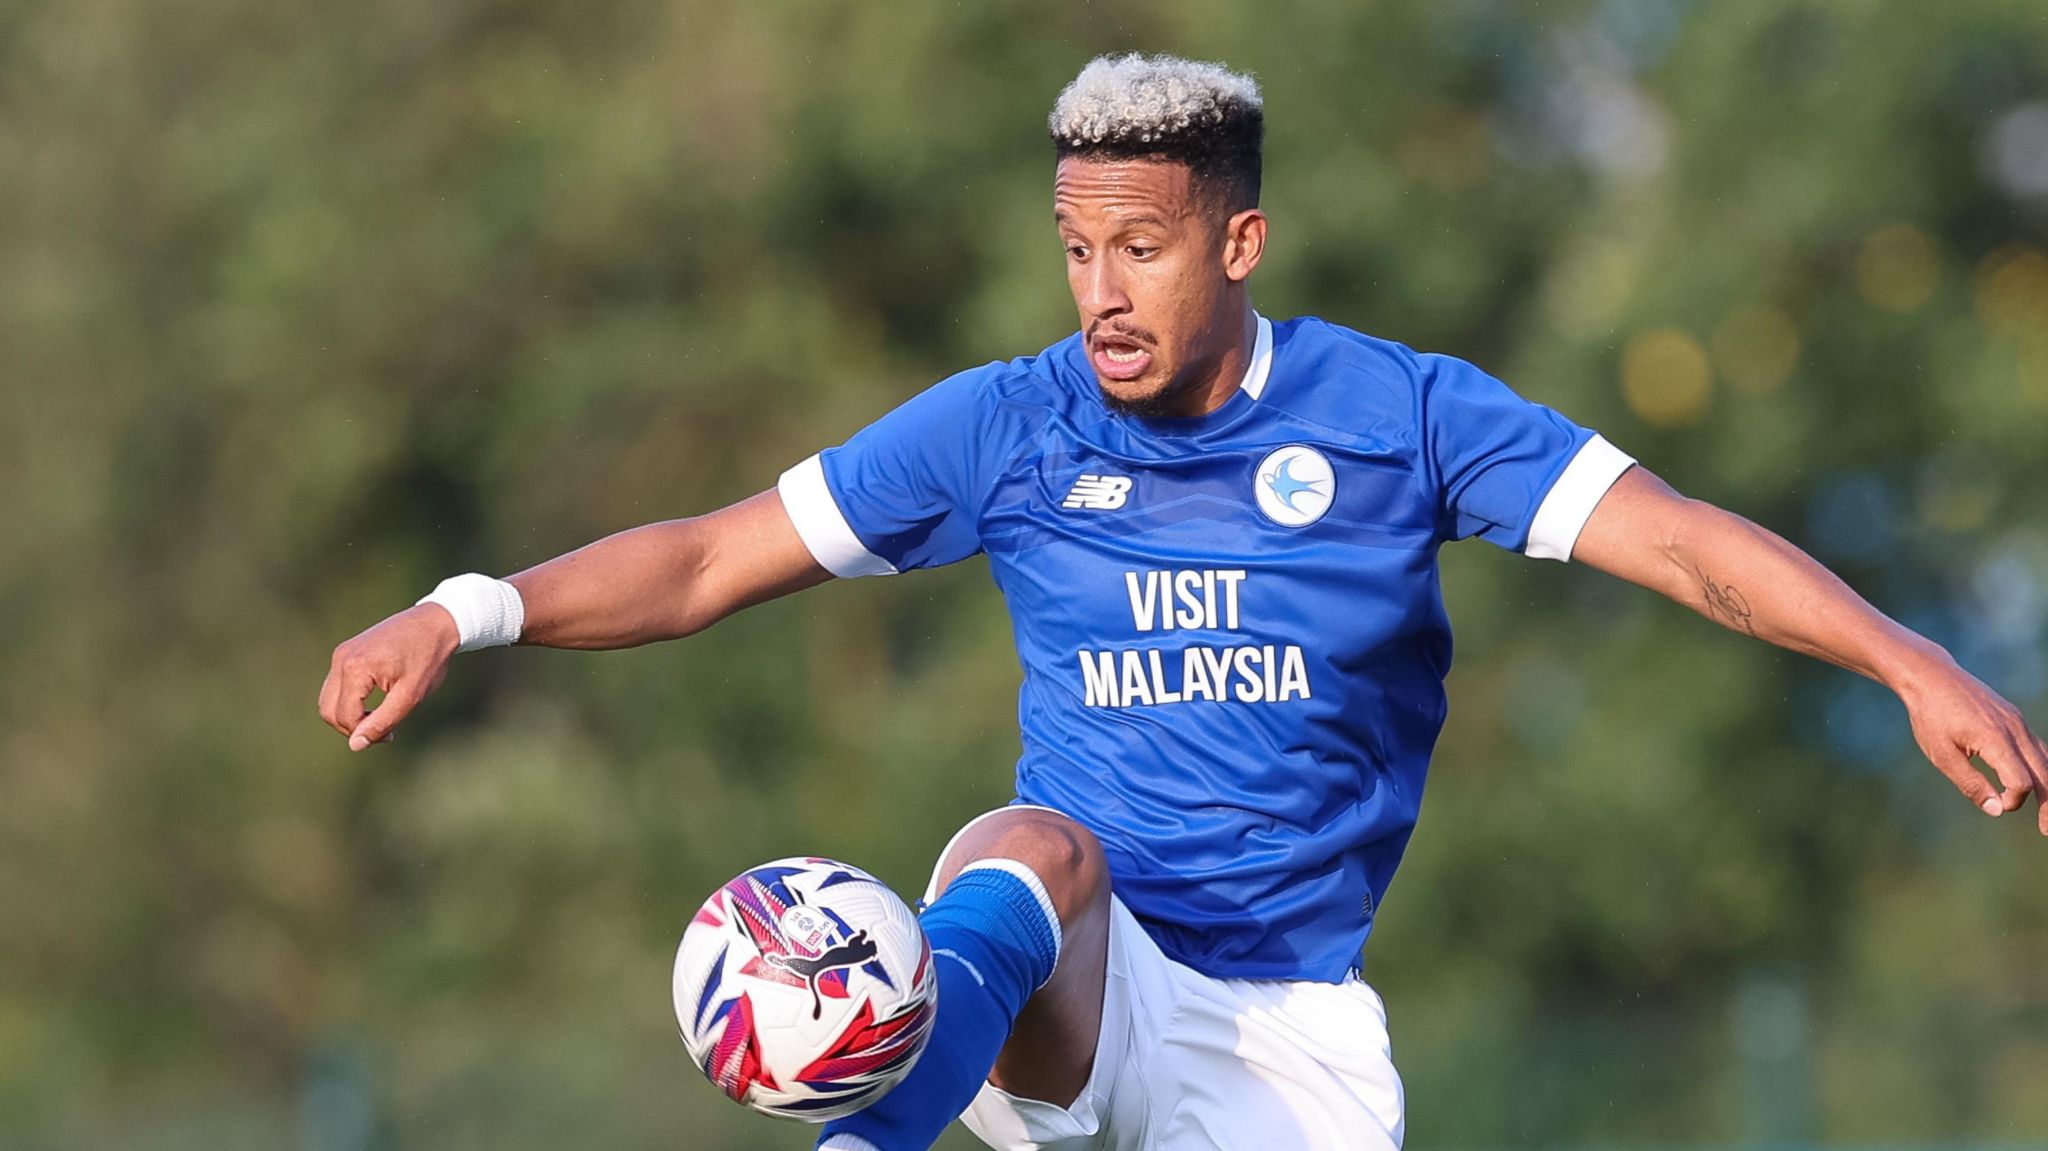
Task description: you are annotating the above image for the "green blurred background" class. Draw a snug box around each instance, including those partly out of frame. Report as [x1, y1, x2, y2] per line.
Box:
[3, 0, 2046, 1147]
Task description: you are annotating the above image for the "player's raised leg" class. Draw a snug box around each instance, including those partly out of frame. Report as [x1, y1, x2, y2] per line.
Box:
[930, 806, 1114, 1108]
[819, 807, 1112, 1151]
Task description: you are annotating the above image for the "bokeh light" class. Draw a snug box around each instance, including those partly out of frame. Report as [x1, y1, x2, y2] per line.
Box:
[1974, 246, 2048, 336]
[1621, 328, 1713, 427]
[1806, 472, 1897, 565]
[2022, 335, 2048, 410]
[1711, 304, 1801, 394]
[1916, 451, 2001, 535]
[1982, 102, 2048, 201]
[1855, 223, 1940, 314]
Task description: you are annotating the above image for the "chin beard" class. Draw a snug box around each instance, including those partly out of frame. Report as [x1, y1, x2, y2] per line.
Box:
[1098, 375, 1193, 418]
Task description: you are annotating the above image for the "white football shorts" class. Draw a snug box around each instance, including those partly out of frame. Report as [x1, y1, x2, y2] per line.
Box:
[923, 820, 1405, 1150]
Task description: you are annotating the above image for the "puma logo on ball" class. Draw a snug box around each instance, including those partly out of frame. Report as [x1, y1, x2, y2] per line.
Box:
[766, 930, 880, 1019]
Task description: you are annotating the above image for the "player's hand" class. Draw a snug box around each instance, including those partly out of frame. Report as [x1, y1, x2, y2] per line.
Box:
[318, 604, 460, 751]
[1895, 649, 2048, 834]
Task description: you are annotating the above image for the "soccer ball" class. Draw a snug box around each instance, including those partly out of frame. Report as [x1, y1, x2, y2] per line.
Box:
[672, 857, 938, 1121]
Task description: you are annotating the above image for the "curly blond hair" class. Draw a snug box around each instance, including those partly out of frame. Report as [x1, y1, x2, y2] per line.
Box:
[1049, 54, 1264, 210]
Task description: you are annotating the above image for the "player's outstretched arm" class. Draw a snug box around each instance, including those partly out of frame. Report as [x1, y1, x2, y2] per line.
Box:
[1571, 466, 2048, 833]
[317, 490, 832, 751]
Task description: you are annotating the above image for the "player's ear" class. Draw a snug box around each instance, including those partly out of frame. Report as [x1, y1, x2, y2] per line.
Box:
[1222, 208, 1266, 282]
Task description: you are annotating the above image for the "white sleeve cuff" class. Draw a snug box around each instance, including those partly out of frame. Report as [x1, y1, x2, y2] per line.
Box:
[1524, 434, 1635, 562]
[776, 454, 897, 578]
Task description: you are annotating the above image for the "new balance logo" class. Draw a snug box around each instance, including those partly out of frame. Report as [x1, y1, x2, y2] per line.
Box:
[1062, 474, 1133, 510]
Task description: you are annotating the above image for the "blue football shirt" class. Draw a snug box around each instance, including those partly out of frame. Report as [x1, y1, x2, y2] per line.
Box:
[778, 315, 1635, 982]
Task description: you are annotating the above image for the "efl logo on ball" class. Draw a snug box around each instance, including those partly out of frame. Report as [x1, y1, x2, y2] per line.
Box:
[673, 857, 937, 1122]
[779, 904, 833, 954]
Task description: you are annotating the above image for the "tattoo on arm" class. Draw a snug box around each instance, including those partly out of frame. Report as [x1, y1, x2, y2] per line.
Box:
[1696, 566, 1755, 636]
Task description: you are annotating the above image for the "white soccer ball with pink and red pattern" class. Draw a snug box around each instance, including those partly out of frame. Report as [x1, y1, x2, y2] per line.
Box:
[672, 856, 937, 1121]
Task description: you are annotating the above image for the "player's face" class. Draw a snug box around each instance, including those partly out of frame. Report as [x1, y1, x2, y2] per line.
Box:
[1054, 157, 1262, 418]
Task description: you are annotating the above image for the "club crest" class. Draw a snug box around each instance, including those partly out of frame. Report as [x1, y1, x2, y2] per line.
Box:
[1254, 446, 1335, 527]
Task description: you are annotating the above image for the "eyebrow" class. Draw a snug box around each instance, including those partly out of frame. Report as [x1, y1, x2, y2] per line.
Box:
[1053, 211, 1174, 231]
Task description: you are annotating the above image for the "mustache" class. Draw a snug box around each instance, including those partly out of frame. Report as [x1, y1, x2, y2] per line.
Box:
[1088, 319, 1158, 347]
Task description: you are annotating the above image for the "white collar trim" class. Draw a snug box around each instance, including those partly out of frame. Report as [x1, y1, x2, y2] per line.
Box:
[1238, 313, 1275, 401]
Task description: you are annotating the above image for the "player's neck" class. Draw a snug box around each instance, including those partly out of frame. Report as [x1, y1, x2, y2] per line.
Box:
[1168, 305, 1260, 419]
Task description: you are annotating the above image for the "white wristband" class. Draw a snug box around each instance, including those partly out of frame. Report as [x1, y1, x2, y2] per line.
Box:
[418, 573, 524, 652]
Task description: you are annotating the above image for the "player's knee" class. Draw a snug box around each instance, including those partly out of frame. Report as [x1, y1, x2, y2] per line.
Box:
[996, 810, 1107, 919]
[938, 808, 1107, 927]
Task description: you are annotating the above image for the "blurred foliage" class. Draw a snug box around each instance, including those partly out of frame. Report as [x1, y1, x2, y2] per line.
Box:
[2, 0, 2046, 1148]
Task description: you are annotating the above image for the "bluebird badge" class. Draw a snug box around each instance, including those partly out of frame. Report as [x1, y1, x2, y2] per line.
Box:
[1254, 445, 1335, 527]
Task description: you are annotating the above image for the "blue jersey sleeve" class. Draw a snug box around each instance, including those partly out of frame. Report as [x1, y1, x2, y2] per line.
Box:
[777, 367, 994, 576]
[1419, 353, 1634, 559]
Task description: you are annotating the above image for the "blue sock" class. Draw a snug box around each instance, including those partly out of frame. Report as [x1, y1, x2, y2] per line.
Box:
[817, 861, 1062, 1151]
